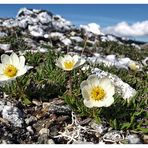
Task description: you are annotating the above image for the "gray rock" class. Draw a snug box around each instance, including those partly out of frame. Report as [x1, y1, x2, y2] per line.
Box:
[80, 23, 103, 36]
[38, 128, 50, 144]
[1, 139, 12, 144]
[70, 36, 83, 42]
[0, 100, 5, 112]
[38, 134, 48, 144]
[103, 130, 124, 143]
[28, 25, 44, 37]
[61, 38, 72, 46]
[17, 8, 34, 17]
[143, 134, 148, 144]
[0, 44, 11, 51]
[25, 116, 37, 125]
[0, 32, 7, 38]
[49, 104, 71, 115]
[92, 68, 137, 101]
[49, 32, 64, 40]
[2, 105, 23, 127]
[17, 18, 28, 29]
[131, 43, 141, 50]
[32, 99, 42, 106]
[39, 128, 49, 136]
[37, 47, 48, 53]
[2, 19, 18, 28]
[128, 134, 142, 144]
[90, 122, 107, 134]
[38, 12, 51, 24]
[52, 15, 73, 31]
[142, 57, 148, 66]
[42, 102, 51, 109]
[74, 46, 83, 51]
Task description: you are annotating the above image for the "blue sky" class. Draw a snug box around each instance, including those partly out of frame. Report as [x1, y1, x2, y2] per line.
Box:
[0, 4, 148, 42]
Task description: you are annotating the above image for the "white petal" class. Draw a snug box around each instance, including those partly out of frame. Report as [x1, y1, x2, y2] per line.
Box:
[80, 80, 91, 95]
[103, 96, 114, 107]
[16, 68, 27, 77]
[105, 84, 115, 97]
[58, 56, 65, 64]
[73, 55, 79, 62]
[80, 80, 88, 90]
[79, 58, 86, 65]
[26, 66, 33, 71]
[82, 89, 90, 100]
[19, 56, 25, 67]
[0, 64, 4, 74]
[74, 58, 86, 69]
[83, 99, 94, 108]
[0, 74, 9, 81]
[87, 74, 100, 87]
[92, 100, 106, 108]
[99, 77, 115, 96]
[99, 77, 111, 87]
[64, 55, 73, 61]
[1, 54, 12, 65]
[55, 60, 64, 69]
[10, 52, 19, 67]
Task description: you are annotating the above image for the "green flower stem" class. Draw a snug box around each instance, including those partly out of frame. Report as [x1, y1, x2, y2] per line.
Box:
[67, 71, 72, 96]
[16, 78, 23, 96]
[92, 107, 102, 123]
[16, 78, 31, 105]
[92, 107, 96, 118]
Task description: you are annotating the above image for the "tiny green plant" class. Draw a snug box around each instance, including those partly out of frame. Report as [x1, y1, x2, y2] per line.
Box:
[0, 52, 32, 104]
[55, 54, 86, 95]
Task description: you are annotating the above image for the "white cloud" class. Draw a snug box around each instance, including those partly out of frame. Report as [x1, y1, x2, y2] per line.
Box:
[103, 20, 148, 37]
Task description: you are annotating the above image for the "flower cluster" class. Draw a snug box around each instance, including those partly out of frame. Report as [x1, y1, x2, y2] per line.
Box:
[56, 53, 115, 108]
[0, 52, 121, 109]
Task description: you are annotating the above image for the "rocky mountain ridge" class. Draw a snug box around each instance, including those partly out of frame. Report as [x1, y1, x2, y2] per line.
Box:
[0, 8, 146, 46]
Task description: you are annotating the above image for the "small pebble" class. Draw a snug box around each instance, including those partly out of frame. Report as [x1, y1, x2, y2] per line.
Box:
[143, 134, 148, 144]
[42, 102, 51, 109]
[39, 128, 49, 136]
[26, 126, 34, 134]
[32, 100, 42, 106]
[47, 139, 55, 144]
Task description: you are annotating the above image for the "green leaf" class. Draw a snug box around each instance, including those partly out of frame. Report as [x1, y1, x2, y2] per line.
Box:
[121, 122, 131, 129]
[22, 97, 31, 105]
[136, 127, 148, 134]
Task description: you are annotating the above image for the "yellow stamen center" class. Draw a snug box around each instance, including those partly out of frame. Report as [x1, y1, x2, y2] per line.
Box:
[91, 86, 105, 101]
[64, 60, 75, 69]
[129, 63, 139, 71]
[4, 64, 18, 78]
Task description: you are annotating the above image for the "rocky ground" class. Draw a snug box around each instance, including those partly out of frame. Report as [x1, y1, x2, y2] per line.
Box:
[0, 8, 147, 144]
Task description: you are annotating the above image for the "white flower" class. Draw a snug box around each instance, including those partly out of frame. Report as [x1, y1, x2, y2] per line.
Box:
[128, 61, 140, 71]
[0, 52, 30, 81]
[56, 54, 86, 71]
[80, 74, 115, 108]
